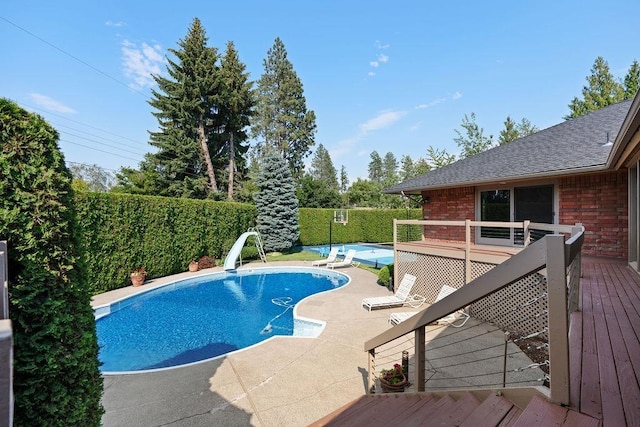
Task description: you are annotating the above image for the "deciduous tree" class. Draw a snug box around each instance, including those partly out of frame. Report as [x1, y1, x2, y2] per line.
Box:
[454, 112, 493, 158]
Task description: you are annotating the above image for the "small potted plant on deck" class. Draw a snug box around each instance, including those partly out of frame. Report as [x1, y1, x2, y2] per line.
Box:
[379, 363, 407, 393]
[130, 267, 147, 287]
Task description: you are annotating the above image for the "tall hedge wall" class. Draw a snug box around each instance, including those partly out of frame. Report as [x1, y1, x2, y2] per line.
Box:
[298, 208, 422, 246]
[74, 192, 256, 294]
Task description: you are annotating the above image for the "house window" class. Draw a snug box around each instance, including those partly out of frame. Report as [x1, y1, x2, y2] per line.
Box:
[477, 184, 555, 246]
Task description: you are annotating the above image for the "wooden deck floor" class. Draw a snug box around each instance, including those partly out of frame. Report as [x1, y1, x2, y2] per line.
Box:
[571, 257, 640, 426]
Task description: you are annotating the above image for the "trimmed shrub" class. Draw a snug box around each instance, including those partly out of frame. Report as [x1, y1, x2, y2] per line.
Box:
[377, 264, 394, 288]
[0, 99, 103, 425]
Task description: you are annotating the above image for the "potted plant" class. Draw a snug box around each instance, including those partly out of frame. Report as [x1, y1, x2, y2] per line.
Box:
[188, 259, 199, 272]
[379, 363, 407, 393]
[130, 267, 147, 287]
[198, 255, 216, 270]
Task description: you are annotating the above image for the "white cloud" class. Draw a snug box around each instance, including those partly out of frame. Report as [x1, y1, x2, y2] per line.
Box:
[452, 91, 462, 100]
[121, 40, 164, 90]
[105, 20, 125, 27]
[416, 92, 463, 110]
[370, 61, 379, 68]
[377, 54, 389, 63]
[29, 93, 76, 113]
[375, 40, 390, 49]
[360, 110, 407, 134]
[409, 121, 422, 132]
[368, 71, 376, 76]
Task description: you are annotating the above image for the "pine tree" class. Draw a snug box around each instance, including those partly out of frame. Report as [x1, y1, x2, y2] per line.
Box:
[218, 41, 254, 200]
[253, 38, 317, 179]
[254, 151, 300, 252]
[454, 112, 493, 158]
[625, 59, 640, 99]
[309, 144, 338, 190]
[144, 18, 221, 198]
[382, 152, 399, 186]
[426, 146, 455, 169]
[498, 116, 519, 145]
[340, 165, 349, 193]
[400, 155, 415, 181]
[368, 151, 383, 183]
[565, 56, 625, 119]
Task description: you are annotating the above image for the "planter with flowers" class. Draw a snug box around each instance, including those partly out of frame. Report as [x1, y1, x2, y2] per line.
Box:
[379, 363, 407, 393]
[130, 268, 147, 287]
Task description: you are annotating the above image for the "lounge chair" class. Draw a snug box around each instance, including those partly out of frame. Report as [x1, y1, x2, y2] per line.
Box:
[327, 249, 361, 269]
[389, 284, 470, 327]
[311, 247, 339, 266]
[361, 273, 425, 311]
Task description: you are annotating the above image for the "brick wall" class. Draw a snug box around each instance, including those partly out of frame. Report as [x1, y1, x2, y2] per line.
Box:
[421, 187, 475, 243]
[559, 170, 628, 259]
[415, 170, 629, 259]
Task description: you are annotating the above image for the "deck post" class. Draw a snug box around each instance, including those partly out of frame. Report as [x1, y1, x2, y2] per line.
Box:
[465, 220, 471, 284]
[393, 219, 398, 290]
[415, 326, 425, 391]
[546, 235, 570, 405]
[367, 349, 375, 394]
[523, 220, 531, 247]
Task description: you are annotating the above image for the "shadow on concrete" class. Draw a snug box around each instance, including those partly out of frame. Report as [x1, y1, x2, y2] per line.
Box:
[101, 356, 253, 427]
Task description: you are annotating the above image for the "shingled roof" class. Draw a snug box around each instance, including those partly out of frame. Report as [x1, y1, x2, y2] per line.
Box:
[384, 100, 633, 194]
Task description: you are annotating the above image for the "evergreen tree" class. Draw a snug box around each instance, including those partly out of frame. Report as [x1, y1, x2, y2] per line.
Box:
[517, 117, 538, 136]
[309, 144, 338, 190]
[117, 18, 221, 199]
[254, 151, 299, 252]
[454, 112, 493, 158]
[218, 41, 254, 200]
[400, 154, 415, 181]
[253, 37, 317, 179]
[382, 152, 398, 185]
[565, 56, 625, 119]
[0, 99, 103, 425]
[340, 165, 349, 193]
[498, 116, 519, 145]
[625, 59, 640, 99]
[368, 151, 383, 183]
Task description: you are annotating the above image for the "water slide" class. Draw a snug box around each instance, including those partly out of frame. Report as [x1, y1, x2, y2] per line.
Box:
[223, 231, 260, 271]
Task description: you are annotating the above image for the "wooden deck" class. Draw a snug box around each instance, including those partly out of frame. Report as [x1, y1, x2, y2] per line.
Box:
[572, 257, 640, 426]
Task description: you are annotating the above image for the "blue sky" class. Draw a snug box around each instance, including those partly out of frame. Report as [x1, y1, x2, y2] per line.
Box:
[1, 1, 638, 184]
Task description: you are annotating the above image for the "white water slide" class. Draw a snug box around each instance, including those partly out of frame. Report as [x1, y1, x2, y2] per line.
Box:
[223, 230, 267, 270]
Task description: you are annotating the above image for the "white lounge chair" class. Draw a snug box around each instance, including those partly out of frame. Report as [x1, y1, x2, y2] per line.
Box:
[389, 284, 470, 328]
[361, 274, 425, 311]
[311, 247, 339, 266]
[327, 249, 360, 269]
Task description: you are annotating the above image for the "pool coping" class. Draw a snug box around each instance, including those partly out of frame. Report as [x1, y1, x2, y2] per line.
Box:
[99, 260, 397, 426]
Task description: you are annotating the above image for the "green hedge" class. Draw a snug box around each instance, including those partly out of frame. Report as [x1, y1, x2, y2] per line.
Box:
[298, 208, 422, 245]
[75, 192, 256, 294]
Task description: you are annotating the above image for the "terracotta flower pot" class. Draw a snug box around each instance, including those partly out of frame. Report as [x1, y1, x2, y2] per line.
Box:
[188, 261, 199, 272]
[131, 274, 145, 287]
[379, 374, 407, 393]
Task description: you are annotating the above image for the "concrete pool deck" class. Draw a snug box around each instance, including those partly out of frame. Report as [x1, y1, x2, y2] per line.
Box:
[96, 261, 397, 426]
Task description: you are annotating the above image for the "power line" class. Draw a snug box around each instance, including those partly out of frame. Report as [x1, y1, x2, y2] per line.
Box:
[0, 15, 150, 100]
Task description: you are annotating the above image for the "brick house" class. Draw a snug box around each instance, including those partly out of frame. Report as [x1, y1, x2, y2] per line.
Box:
[385, 95, 640, 264]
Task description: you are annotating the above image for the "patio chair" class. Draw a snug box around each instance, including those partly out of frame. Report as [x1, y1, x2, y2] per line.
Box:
[311, 247, 340, 266]
[361, 273, 425, 311]
[327, 249, 361, 269]
[389, 284, 470, 327]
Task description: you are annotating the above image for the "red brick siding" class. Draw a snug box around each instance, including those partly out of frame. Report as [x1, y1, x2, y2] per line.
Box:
[559, 171, 628, 259]
[415, 171, 629, 259]
[421, 187, 475, 243]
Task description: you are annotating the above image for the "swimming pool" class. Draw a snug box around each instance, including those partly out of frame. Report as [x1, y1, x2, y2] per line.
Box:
[95, 267, 349, 373]
[304, 243, 394, 267]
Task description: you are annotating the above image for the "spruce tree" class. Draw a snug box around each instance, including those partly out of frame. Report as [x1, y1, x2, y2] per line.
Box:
[254, 151, 299, 252]
[309, 144, 338, 190]
[625, 59, 640, 99]
[218, 41, 254, 200]
[368, 151, 383, 183]
[498, 116, 519, 145]
[0, 99, 103, 425]
[253, 37, 317, 179]
[144, 17, 222, 198]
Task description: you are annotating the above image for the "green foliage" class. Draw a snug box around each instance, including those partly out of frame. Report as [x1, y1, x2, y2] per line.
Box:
[425, 146, 456, 169]
[382, 152, 398, 187]
[298, 208, 422, 245]
[498, 116, 538, 145]
[454, 112, 494, 158]
[347, 179, 405, 208]
[340, 165, 349, 193]
[254, 151, 300, 252]
[74, 192, 256, 293]
[624, 59, 640, 100]
[253, 37, 317, 179]
[297, 174, 341, 208]
[377, 264, 394, 287]
[368, 151, 383, 182]
[0, 98, 103, 425]
[565, 56, 626, 119]
[68, 163, 115, 191]
[309, 144, 338, 190]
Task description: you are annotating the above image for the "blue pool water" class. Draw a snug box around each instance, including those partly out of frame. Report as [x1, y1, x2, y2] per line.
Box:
[95, 268, 349, 373]
[305, 243, 394, 267]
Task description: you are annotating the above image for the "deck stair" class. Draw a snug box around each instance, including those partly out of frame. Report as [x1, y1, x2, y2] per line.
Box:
[310, 392, 599, 426]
